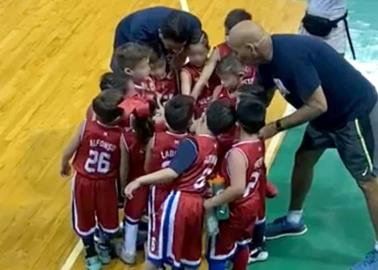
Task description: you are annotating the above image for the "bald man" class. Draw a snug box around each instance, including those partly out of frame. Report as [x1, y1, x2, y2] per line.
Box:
[229, 21, 378, 270]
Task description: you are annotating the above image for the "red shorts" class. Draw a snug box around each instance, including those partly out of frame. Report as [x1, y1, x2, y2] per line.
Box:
[207, 197, 262, 261]
[72, 173, 119, 237]
[124, 184, 149, 224]
[148, 186, 171, 258]
[148, 191, 204, 268]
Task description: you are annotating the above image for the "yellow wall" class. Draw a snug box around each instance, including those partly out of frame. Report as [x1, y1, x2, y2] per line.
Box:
[0, 0, 304, 269]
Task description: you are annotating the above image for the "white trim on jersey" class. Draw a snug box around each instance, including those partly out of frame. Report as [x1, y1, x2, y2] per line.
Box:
[181, 258, 201, 267]
[208, 233, 237, 261]
[98, 223, 119, 234]
[71, 173, 96, 237]
[256, 216, 266, 224]
[236, 239, 252, 246]
[125, 215, 139, 224]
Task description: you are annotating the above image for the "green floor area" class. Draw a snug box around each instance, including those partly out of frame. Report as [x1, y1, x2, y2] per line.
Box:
[251, 126, 373, 270]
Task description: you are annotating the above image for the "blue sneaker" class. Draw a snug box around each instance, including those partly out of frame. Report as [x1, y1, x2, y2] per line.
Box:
[85, 256, 102, 270]
[97, 244, 111, 265]
[351, 250, 378, 270]
[265, 216, 307, 240]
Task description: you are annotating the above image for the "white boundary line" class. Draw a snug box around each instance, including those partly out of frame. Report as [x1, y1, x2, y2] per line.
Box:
[60, 0, 192, 269]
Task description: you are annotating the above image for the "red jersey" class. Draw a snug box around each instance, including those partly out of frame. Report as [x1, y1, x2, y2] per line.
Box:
[173, 135, 218, 196]
[221, 140, 265, 208]
[216, 42, 256, 85]
[147, 131, 187, 173]
[153, 72, 178, 104]
[118, 95, 151, 128]
[123, 128, 145, 180]
[182, 63, 219, 117]
[134, 76, 156, 103]
[214, 85, 237, 106]
[73, 120, 124, 180]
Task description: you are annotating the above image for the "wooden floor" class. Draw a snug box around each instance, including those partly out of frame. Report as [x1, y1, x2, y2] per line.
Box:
[0, 0, 304, 269]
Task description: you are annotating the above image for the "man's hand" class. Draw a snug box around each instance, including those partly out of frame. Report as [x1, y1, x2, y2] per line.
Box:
[124, 180, 142, 200]
[259, 122, 279, 140]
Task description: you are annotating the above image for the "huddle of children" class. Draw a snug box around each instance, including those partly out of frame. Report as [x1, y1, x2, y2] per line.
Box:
[61, 9, 277, 270]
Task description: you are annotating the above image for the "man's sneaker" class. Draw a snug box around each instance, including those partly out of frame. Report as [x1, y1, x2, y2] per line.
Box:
[265, 216, 307, 240]
[351, 250, 378, 270]
[85, 256, 102, 270]
[248, 247, 269, 263]
[116, 246, 136, 265]
[97, 244, 111, 265]
[265, 181, 278, 198]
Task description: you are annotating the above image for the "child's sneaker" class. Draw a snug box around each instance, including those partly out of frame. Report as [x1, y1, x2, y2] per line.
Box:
[116, 246, 136, 265]
[97, 244, 111, 265]
[351, 250, 378, 270]
[248, 247, 269, 263]
[85, 256, 102, 270]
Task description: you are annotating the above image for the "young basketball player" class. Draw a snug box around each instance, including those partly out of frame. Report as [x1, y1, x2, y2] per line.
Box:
[144, 95, 194, 261]
[86, 73, 134, 121]
[150, 53, 178, 105]
[117, 96, 155, 264]
[191, 9, 253, 101]
[181, 31, 220, 118]
[205, 97, 267, 270]
[124, 100, 235, 269]
[115, 42, 156, 102]
[61, 90, 128, 270]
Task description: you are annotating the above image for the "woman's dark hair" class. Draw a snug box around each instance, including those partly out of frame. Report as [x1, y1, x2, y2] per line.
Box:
[197, 31, 210, 50]
[224, 9, 252, 31]
[160, 10, 201, 44]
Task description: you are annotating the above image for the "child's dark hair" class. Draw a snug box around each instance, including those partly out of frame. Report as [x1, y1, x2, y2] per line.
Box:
[133, 115, 154, 145]
[164, 95, 194, 132]
[206, 100, 236, 135]
[238, 84, 269, 106]
[224, 9, 252, 31]
[216, 54, 243, 76]
[115, 42, 151, 71]
[92, 89, 124, 124]
[133, 101, 156, 145]
[161, 10, 200, 44]
[236, 97, 266, 134]
[99, 72, 132, 94]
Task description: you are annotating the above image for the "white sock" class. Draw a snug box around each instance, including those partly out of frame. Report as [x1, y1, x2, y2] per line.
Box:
[374, 240, 378, 252]
[286, 210, 303, 224]
[123, 221, 139, 255]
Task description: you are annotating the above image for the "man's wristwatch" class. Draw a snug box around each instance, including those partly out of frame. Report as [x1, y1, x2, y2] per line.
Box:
[275, 119, 285, 132]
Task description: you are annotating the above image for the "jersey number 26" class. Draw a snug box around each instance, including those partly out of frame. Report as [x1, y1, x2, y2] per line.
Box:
[84, 150, 111, 174]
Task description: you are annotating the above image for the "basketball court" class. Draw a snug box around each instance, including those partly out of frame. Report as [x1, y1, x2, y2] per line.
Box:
[0, 0, 376, 269]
